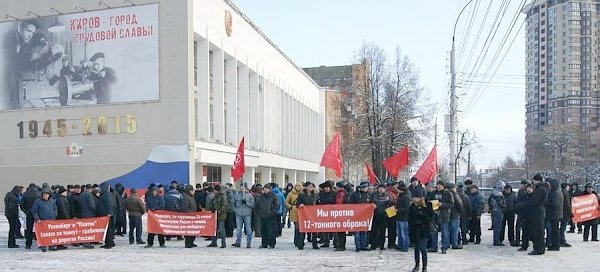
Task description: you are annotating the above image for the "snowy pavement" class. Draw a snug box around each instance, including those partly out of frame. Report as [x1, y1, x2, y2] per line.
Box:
[0, 214, 598, 272]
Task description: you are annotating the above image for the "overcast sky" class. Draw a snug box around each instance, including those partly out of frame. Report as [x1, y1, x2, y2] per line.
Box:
[233, 0, 528, 174]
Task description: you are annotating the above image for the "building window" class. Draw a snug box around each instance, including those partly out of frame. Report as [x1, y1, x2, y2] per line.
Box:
[207, 166, 222, 184]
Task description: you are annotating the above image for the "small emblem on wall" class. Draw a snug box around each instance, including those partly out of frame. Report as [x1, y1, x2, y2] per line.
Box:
[225, 10, 233, 37]
[66, 142, 84, 158]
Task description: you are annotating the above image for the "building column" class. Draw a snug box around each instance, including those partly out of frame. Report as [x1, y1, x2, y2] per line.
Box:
[299, 171, 307, 183]
[225, 54, 238, 145]
[221, 166, 232, 185]
[261, 167, 272, 185]
[249, 69, 259, 150]
[275, 168, 285, 188]
[238, 60, 250, 143]
[213, 46, 225, 142]
[291, 170, 297, 184]
[242, 166, 255, 187]
[196, 36, 210, 140]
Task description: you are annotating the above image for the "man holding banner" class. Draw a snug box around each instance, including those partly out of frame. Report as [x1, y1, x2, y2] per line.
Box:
[31, 188, 57, 252]
[579, 183, 599, 242]
[145, 187, 166, 248]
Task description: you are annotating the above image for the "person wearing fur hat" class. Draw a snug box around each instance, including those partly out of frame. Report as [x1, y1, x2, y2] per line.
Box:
[31, 188, 57, 252]
[124, 188, 146, 245]
[256, 184, 279, 249]
[350, 182, 373, 252]
[317, 181, 336, 248]
[180, 185, 199, 248]
[370, 184, 394, 250]
[296, 182, 320, 250]
[208, 185, 229, 248]
[396, 182, 412, 251]
[285, 182, 304, 248]
[581, 183, 599, 242]
[333, 181, 350, 251]
[468, 184, 485, 244]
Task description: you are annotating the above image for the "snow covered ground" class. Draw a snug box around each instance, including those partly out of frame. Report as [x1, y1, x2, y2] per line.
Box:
[0, 214, 598, 272]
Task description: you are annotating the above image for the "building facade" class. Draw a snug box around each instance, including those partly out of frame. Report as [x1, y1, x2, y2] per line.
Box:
[523, 0, 600, 169]
[0, 0, 324, 208]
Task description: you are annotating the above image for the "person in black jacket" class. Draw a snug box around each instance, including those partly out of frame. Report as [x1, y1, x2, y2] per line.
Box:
[113, 183, 127, 236]
[560, 183, 573, 247]
[350, 182, 373, 252]
[516, 183, 534, 251]
[68, 185, 82, 219]
[500, 185, 517, 246]
[581, 183, 599, 242]
[434, 181, 455, 254]
[317, 181, 335, 248]
[515, 173, 549, 255]
[256, 184, 279, 249]
[4, 185, 24, 248]
[408, 189, 433, 272]
[181, 185, 199, 248]
[55, 187, 70, 250]
[544, 178, 563, 251]
[457, 184, 471, 246]
[145, 186, 166, 248]
[296, 182, 320, 250]
[514, 180, 529, 247]
[371, 184, 394, 250]
[569, 182, 583, 233]
[97, 183, 116, 249]
[21, 183, 40, 249]
[396, 182, 412, 251]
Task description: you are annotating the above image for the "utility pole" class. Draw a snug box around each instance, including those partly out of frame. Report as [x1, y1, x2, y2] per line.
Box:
[434, 118, 438, 183]
[449, 0, 474, 184]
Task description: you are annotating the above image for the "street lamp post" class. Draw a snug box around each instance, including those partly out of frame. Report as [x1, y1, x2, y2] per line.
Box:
[449, 0, 475, 184]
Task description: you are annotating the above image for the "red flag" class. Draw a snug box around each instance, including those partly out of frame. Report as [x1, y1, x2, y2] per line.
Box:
[365, 163, 377, 184]
[382, 145, 409, 178]
[231, 137, 245, 182]
[320, 132, 343, 177]
[414, 146, 437, 184]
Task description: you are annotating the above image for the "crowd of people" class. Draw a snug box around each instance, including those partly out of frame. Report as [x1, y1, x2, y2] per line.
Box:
[3, 174, 599, 272]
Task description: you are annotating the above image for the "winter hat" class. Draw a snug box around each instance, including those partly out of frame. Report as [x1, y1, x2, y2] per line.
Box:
[398, 182, 407, 190]
[533, 173, 544, 182]
[130, 188, 137, 195]
[446, 183, 456, 190]
[41, 188, 52, 195]
[464, 179, 473, 186]
[436, 181, 446, 187]
[585, 183, 593, 189]
[215, 185, 222, 191]
[184, 185, 194, 192]
[376, 184, 386, 189]
[560, 183, 569, 190]
[503, 185, 512, 191]
[263, 184, 272, 189]
[335, 182, 345, 188]
[58, 186, 67, 194]
[495, 181, 506, 190]
[196, 183, 202, 189]
[410, 176, 419, 183]
[319, 182, 332, 188]
[412, 187, 425, 198]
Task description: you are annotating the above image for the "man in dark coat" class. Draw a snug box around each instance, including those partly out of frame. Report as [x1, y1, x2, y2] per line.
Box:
[569, 182, 583, 233]
[457, 184, 471, 246]
[21, 183, 40, 249]
[515, 180, 529, 246]
[516, 173, 549, 255]
[581, 183, 599, 242]
[318, 181, 336, 248]
[113, 183, 127, 236]
[79, 184, 97, 249]
[297, 182, 320, 250]
[55, 187, 70, 220]
[396, 182, 412, 251]
[97, 183, 116, 249]
[435, 181, 455, 254]
[181, 185, 198, 248]
[468, 185, 485, 244]
[31, 188, 57, 252]
[351, 182, 372, 252]
[145, 187, 166, 248]
[256, 184, 279, 249]
[4, 185, 24, 248]
[371, 184, 394, 250]
[560, 183, 573, 247]
[500, 185, 517, 246]
[68, 185, 82, 219]
[545, 178, 563, 251]
[124, 188, 146, 245]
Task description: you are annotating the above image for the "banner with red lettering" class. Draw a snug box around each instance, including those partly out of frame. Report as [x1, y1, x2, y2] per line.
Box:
[34, 216, 110, 247]
[572, 194, 600, 223]
[298, 204, 375, 233]
[147, 210, 216, 236]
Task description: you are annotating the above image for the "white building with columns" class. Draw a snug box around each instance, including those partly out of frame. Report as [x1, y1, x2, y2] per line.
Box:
[193, 0, 325, 186]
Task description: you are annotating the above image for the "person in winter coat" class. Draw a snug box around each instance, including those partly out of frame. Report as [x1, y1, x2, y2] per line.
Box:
[272, 186, 286, 237]
[4, 185, 24, 248]
[408, 188, 433, 272]
[31, 188, 57, 252]
[371, 184, 394, 250]
[256, 184, 279, 249]
[447, 183, 463, 250]
[386, 182, 400, 249]
[434, 181, 455, 254]
[468, 185, 485, 244]
[350, 182, 373, 252]
[68, 185, 82, 219]
[285, 182, 303, 248]
[333, 181, 350, 251]
[490, 181, 507, 246]
[317, 181, 336, 248]
[396, 182, 412, 251]
[54, 187, 70, 250]
[124, 188, 146, 245]
[233, 183, 255, 248]
[514, 180, 529, 246]
[145, 186, 166, 248]
[181, 185, 198, 248]
[296, 182, 320, 250]
[581, 183, 599, 242]
[284, 183, 294, 228]
[113, 183, 127, 236]
[225, 184, 237, 238]
[97, 183, 116, 249]
[457, 184, 471, 246]
[500, 185, 517, 246]
[163, 183, 184, 242]
[570, 182, 584, 233]
[560, 183, 573, 247]
[21, 183, 40, 249]
[515, 173, 550, 255]
[78, 184, 97, 249]
[544, 178, 563, 251]
[208, 185, 229, 248]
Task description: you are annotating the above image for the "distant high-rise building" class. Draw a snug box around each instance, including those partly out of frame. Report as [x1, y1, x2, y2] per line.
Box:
[523, 0, 600, 169]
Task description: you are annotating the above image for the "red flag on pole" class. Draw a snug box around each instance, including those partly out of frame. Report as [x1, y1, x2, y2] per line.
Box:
[231, 137, 245, 182]
[382, 145, 409, 178]
[320, 132, 343, 178]
[365, 163, 377, 185]
[414, 146, 437, 184]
